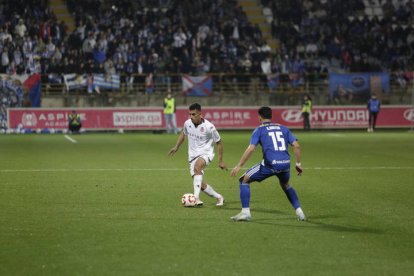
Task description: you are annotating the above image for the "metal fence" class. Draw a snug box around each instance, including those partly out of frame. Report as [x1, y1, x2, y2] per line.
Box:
[40, 73, 413, 107]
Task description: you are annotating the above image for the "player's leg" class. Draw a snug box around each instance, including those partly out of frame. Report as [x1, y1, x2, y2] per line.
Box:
[230, 173, 252, 221]
[231, 163, 270, 221]
[277, 171, 306, 221]
[201, 181, 224, 206]
[198, 154, 224, 205]
[191, 157, 206, 206]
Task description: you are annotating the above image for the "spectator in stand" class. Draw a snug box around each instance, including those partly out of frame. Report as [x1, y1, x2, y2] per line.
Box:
[14, 19, 26, 38]
[1, 46, 10, 73]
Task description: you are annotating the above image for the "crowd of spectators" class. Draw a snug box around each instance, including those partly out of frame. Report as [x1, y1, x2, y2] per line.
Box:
[262, 0, 414, 77]
[0, 0, 272, 82]
[1, 0, 413, 87]
[0, 0, 68, 75]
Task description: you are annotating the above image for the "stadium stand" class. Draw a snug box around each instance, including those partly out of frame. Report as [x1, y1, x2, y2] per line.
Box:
[0, 0, 413, 107]
[1, 0, 270, 76]
[261, 0, 414, 73]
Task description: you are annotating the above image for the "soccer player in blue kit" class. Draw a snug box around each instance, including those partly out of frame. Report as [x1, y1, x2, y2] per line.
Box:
[230, 106, 306, 221]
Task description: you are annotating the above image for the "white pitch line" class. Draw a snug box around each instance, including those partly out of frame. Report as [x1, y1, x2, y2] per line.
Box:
[0, 167, 413, 173]
[326, 133, 346, 137]
[311, 167, 414, 170]
[64, 135, 77, 143]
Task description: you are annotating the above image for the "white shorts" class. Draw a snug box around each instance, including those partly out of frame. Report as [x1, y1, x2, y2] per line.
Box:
[189, 153, 214, 176]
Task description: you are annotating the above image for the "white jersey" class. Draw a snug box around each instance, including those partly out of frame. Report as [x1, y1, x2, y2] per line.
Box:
[183, 118, 221, 161]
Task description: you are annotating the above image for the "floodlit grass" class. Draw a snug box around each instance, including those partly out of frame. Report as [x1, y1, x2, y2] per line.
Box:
[1, 131, 413, 275]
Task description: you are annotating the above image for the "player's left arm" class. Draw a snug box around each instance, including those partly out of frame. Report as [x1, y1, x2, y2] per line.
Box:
[216, 140, 228, 170]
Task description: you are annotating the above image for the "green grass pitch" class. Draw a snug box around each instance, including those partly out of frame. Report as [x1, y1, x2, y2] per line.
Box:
[1, 131, 413, 275]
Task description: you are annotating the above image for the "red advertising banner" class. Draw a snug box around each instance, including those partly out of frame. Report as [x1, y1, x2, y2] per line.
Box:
[177, 106, 414, 129]
[7, 108, 163, 130]
[7, 106, 414, 130]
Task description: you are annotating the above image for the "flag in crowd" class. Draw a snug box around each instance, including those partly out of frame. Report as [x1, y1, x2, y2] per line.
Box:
[329, 72, 390, 101]
[182, 75, 213, 96]
[63, 74, 120, 92]
[2, 73, 41, 107]
[24, 74, 42, 107]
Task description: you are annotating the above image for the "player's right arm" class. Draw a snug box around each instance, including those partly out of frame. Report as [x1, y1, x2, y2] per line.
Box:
[230, 144, 256, 177]
[168, 131, 185, 156]
[292, 140, 303, 175]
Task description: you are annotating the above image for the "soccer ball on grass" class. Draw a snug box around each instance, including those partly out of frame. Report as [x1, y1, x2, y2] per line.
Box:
[181, 193, 196, 207]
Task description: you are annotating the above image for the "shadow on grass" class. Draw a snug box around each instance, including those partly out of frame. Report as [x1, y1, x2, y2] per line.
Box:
[226, 208, 383, 234]
[250, 217, 383, 234]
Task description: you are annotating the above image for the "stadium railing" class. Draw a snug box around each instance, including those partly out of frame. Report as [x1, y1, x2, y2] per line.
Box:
[40, 72, 412, 107]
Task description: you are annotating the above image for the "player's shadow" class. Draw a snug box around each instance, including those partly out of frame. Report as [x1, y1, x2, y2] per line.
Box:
[252, 216, 383, 234]
[226, 208, 383, 234]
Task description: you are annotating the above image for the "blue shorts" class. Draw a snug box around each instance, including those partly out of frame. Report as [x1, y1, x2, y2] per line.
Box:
[241, 163, 290, 185]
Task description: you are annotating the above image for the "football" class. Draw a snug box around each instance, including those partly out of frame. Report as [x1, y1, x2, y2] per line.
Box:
[181, 193, 196, 207]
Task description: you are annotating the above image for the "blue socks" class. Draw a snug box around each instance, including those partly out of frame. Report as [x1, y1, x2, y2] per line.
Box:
[284, 186, 300, 209]
[240, 182, 301, 210]
[240, 182, 250, 208]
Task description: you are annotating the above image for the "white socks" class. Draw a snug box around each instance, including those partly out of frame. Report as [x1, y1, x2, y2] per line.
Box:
[203, 184, 221, 199]
[193, 175, 202, 199]
[242, 208, 251, 216]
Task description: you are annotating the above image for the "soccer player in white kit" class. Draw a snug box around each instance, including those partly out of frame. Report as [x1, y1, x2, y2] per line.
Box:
[168, 103, 227, 206]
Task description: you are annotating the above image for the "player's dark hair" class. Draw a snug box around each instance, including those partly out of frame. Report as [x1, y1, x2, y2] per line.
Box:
[189, 103, 201, 111]
[258, 106, 272, 119]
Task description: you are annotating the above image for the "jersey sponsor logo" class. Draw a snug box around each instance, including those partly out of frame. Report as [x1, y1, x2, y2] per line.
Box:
[188, 132, 204, 140]
[404, 109, 414, 122]
[272, 160, 290, 164]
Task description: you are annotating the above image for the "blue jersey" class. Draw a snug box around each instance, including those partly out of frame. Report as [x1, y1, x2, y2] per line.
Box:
[250, 122, 297, 171]
[368, 98, 380, 113]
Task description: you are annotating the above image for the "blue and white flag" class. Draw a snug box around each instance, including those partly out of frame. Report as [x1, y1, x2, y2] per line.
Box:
[63, 74, 87, 91]
[48, 74, 62, 84]
[182, 75, 213, 96]
[93, 74, 120, 90]
[63, 74, 120, 91]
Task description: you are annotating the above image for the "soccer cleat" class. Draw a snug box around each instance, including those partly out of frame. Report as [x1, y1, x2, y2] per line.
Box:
[195, 199, 204, 206]
[231, 212, 251, 222]
[216, 195, 224, 206]
[296, 208, 306, 221]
